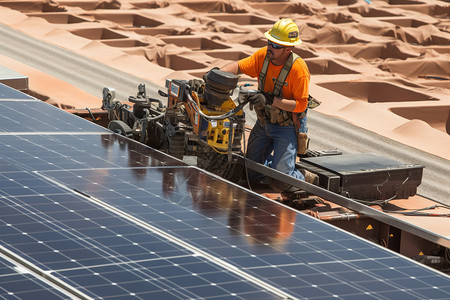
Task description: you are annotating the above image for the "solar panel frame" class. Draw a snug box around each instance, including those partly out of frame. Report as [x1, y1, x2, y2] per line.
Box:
[0, 252, 74, 299]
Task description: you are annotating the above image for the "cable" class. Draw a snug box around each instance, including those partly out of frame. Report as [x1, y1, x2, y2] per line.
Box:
[142, 108, 165, 121]
[85, 107, 97, 122]
[382, 201, 450, 217]
[186, 94, 250, 121]
[243, 126, 253, 191]
[210, 146, 228, 155]
[383, 205, 450, 217]
[345, 172, 413, 206]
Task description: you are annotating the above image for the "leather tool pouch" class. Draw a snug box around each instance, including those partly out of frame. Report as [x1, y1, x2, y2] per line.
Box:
[297, 132, 309, 155]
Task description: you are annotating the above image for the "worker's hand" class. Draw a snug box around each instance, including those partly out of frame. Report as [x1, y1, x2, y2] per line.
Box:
[260, 91, 274, 106]
[248, 93, 265, 111]
[248, 91, 274, 110]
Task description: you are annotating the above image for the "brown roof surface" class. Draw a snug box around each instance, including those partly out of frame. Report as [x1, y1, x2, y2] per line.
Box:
[0, 0, 449, 159]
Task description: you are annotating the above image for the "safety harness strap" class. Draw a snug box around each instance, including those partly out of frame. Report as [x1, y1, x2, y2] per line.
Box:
[258, 52, 299, 97]
[273, 52, 299, 97]
[258, 55, 270, 92]
[258, 52, 300, 127]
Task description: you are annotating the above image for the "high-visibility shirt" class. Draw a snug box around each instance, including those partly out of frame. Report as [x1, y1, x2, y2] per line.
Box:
[238, 46, 310, 113]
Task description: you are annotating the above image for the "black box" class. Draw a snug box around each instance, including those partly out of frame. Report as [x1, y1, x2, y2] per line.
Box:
[299, 153, 424, 200]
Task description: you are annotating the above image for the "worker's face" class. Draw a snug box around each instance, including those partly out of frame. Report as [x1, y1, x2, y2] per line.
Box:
[267, 40, 290, 60]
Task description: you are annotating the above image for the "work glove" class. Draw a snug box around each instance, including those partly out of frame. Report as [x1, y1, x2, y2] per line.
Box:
[248, 91, 274, 111]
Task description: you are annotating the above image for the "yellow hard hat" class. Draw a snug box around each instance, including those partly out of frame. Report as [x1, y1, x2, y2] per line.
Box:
[264, 18, 302, 47]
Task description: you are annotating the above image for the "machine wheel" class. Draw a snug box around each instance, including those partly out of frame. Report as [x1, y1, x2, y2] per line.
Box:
[108, 120, 133, 138]
[197, 150, 244, 183]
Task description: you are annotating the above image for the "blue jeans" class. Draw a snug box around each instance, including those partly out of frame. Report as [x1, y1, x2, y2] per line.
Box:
[246, 117, 306, 184]
[299, 110, 308, 134]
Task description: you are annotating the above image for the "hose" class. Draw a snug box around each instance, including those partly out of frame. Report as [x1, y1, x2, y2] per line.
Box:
[383, 204, 450, 217]
[142, 108, 166, 121]
[186, 94, 250, 121]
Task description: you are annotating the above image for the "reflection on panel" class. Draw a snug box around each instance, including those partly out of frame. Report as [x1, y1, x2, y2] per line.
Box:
[41, 167, 450, 299]
[0, 171, 282, 299]
[0, 100, 109, 133]
[0, 134, 184, 175]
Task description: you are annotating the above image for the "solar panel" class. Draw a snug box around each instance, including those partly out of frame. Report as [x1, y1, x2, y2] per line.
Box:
[0, 83, 33, 100]
[0, 100, 110, 134]
[0, 252, 72, 299]
[1, 82, 450, 299]
[0, 171, 286, 299]
[39, 167, 450, 299]
[0, 134, 183, 173]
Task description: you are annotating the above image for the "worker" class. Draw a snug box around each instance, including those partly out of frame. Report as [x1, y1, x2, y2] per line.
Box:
[219, 18, 317, 192]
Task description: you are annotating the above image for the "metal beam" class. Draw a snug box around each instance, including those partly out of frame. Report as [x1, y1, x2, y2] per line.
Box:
[236, 154, 450, 250]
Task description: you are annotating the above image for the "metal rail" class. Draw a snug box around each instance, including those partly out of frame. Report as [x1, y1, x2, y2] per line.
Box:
[235, 154, 450, 250]
[0, 245, 92, 299]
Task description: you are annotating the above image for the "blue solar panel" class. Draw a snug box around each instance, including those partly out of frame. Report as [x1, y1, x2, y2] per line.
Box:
[0, 100, 110, 134]
[0, 82, 33, 100]
[0, 253, 72, 299]
[1, 80, 450, 299]
[39, 167, 450, 299]
[0, 171, 284, 299]
[0, 134, 182, 174]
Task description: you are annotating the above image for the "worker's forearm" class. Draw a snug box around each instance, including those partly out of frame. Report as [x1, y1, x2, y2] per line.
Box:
[220, 61, 240, 75]
[272, 96, 297, 112]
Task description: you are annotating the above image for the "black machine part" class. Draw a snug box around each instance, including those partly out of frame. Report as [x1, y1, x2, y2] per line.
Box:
[204, 68, 239, 109]
[108, 120, 132, 138]
[297, 153, 424, 201]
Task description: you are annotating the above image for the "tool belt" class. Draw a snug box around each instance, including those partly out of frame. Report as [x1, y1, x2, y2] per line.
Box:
[256, 105, 293, 126]
[255, 94, 318, 126]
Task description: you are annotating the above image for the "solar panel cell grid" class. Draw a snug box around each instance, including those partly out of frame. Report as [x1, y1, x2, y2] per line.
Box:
[0, 134, 183, 175]
[0, 83, 33, 100]
[0, 100, 109, 134]
[0, 171, 286, 299]
[39, 167, 450, 299]
[0, 255, 71, 299]
[0, 81, 449, 299]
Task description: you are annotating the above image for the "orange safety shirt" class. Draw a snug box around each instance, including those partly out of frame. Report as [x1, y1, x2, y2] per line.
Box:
[238, 47, 310, 113]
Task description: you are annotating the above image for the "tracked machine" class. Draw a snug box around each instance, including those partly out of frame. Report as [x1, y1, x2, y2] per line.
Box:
[102, 69, 255, 182]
